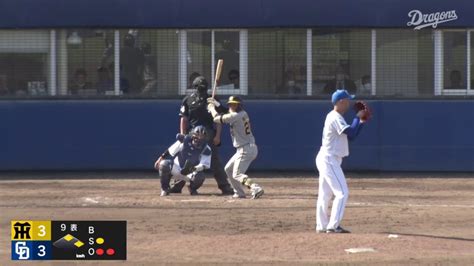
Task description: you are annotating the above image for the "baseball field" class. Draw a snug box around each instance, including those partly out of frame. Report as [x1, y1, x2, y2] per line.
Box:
[1, 171, 473, 265]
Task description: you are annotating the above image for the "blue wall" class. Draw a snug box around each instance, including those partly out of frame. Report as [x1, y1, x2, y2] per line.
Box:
[1, 100, 473, 171]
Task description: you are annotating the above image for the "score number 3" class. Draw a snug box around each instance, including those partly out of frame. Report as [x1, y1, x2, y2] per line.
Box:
[36, 223, 48, 258]
[37, 225, 46, 237]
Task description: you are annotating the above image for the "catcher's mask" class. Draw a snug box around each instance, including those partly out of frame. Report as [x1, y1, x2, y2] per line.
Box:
[191, 126, 207, 148]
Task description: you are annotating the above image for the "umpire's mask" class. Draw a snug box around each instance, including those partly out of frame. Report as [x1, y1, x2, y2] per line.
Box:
[192, 76, 208, 95]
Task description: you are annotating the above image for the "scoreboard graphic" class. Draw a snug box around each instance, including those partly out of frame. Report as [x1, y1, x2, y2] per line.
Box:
[11, 220, 126, 260]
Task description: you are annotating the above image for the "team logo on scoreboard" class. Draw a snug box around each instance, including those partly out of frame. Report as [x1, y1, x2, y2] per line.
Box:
[407, 9, 458, 30]
[13, 242, 30, 260]
[12, 221, 32, 240]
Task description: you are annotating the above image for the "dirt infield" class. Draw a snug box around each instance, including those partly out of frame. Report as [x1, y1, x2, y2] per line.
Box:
[1, 172, 473, 265]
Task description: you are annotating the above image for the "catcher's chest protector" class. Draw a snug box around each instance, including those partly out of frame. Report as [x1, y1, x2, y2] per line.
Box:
[177, 136, 203, 167]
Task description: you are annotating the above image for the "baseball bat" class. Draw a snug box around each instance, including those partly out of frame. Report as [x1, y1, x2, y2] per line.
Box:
[212, 59, 224, 99]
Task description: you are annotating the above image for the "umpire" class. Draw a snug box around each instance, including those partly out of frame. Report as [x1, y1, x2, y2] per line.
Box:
[169, 76, 234, 195]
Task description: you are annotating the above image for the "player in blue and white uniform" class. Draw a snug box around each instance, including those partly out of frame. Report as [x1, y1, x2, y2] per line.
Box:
[316, 89, 367, 233]
[154, 126, 212, 196]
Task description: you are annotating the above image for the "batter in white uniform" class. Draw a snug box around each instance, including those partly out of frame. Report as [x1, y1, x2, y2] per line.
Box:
[207, 96, 264, 199]
[316, 89, 366, 233]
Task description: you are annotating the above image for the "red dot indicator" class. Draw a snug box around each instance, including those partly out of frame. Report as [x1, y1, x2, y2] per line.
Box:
[106, 248, 115, 256]
[96, 248, 104, 256]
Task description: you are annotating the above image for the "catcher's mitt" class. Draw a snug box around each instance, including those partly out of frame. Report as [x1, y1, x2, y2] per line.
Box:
[353, 101, 372, 121]
[180, 160, 196, 175]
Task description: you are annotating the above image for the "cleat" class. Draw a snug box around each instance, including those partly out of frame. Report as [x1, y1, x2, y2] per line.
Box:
[316, 229, 326, 233]
[326, 226, 350, 234]
[251, 185, 264, 199]
[232, 193, 246, 199]
[160, 190, 169, 197]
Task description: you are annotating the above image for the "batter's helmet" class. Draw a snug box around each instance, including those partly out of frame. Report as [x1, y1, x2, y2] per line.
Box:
[227, 95, 242, 104]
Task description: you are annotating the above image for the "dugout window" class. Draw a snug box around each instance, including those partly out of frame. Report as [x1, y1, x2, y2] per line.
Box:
[56, 29, 117, 96]
[248, 29, 306, 97]
[213, 30, 247, 95]
[179, 30, 212, 95]
[57, 29, 179, 97]
[312, 29, 371, 97]
[376, 29, 434, 97]
[179, 29, 247, 96]
[116, 29, 179, 96]
[441, 30, 470, 95]
[0, 30, 50, 97]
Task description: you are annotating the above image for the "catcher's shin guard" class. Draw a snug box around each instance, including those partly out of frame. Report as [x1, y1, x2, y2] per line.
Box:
[189, 172, 205, 191]
[159, 160, 173, 190]
[169, 179, 185, 193]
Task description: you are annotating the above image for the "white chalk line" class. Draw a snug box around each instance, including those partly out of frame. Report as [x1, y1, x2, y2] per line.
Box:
[82, 197, 100, 204]
[345, 247, 376, 254]
[349, 202, 474, 208]
[81, 196, 111, 206]
[79, 196, 473, 208]
[179, 199, 212, 202]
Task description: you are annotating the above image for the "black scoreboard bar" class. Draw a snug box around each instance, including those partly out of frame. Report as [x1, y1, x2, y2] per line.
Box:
[11, 220, 126, 260]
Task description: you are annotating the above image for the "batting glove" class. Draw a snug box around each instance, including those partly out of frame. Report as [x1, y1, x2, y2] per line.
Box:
[207, 98, 220, 107]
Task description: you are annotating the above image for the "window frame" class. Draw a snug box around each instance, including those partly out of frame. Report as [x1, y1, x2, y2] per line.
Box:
[440, 29, 474, 96]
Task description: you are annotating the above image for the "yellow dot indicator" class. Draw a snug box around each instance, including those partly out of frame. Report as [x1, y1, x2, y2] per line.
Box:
[96, 237, 104, 244]
[64, 234, 74, 241]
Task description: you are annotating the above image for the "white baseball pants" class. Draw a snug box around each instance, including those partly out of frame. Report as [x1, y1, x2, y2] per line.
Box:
[315, 152, 349, 231]
[225, 143, 258, 197]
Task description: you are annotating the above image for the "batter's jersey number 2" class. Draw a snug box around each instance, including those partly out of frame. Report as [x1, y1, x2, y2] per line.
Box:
[244, 121, 251, 135]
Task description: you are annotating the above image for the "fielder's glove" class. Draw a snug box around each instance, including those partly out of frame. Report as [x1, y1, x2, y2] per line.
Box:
[180, 160, 196, 176]
[353, 101, 372, 122]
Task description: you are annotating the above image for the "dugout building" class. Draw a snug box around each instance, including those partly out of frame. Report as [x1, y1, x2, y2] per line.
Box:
[0, 0, 473, 171]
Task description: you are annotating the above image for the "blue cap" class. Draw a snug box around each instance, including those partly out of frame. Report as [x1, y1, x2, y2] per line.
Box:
[331, 89, 355, 105]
